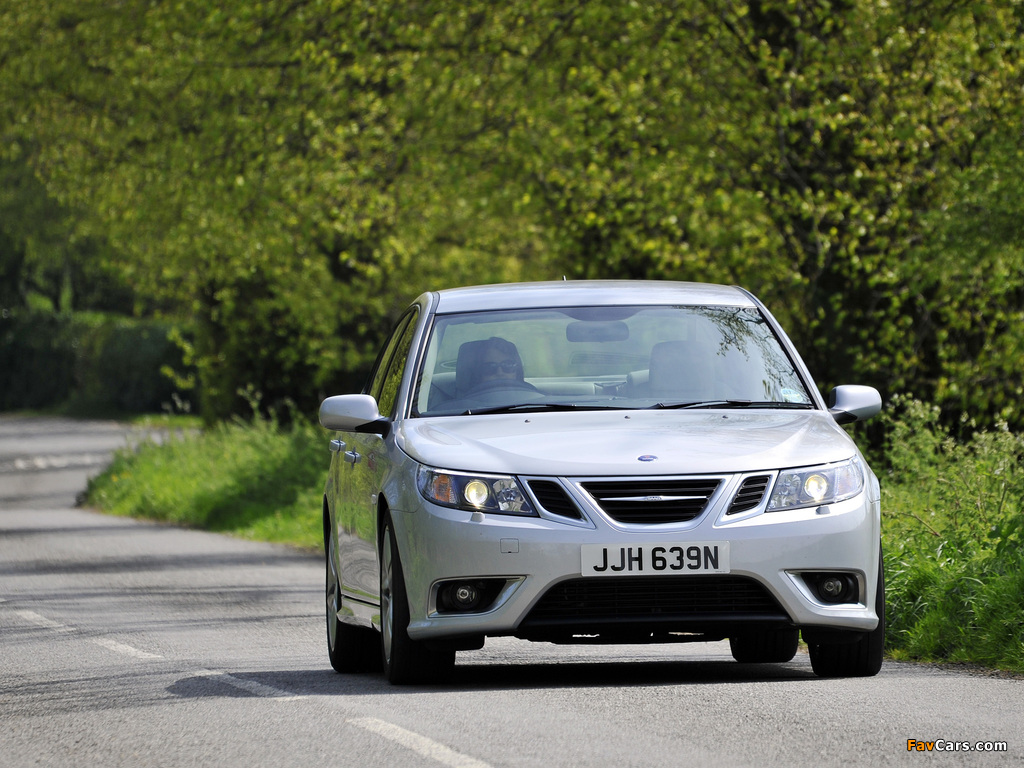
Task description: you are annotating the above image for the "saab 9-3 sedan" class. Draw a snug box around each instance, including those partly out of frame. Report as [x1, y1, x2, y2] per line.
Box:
[319, 281, 884, 684]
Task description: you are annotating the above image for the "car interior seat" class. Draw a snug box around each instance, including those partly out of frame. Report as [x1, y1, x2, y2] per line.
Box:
[455, 340, 492, 398]
[648, 339, 716, 402]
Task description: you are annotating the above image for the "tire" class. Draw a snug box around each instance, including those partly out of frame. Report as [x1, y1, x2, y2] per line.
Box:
[729, 628, 800, 663]
[380, 513, 455, 684]
[326, 518, 380, 673]
[807, 552, 885, 678]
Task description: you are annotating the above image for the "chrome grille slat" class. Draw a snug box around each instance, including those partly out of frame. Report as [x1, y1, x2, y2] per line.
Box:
[579, 478, 720, 524]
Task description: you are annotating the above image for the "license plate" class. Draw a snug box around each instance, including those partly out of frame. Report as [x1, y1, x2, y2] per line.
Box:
[581, 542, 730, 576]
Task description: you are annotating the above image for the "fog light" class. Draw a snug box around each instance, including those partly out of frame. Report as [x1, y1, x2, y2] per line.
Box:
[820, 577, 846, 598]
[436, 579, 506, 614]
[805, 572, 859, 604]
[439, 581, 483, 612]
[453, 584, 480, 608]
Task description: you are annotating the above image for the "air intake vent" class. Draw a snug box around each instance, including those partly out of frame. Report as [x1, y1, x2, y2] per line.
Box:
[580, 479, 720, 524]
[528, 480, 585, 520]
[519, 575, 789, 629]
[727, 475, 771, 515]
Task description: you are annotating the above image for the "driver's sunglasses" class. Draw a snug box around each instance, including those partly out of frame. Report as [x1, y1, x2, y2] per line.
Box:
[481, 360, 519, 375]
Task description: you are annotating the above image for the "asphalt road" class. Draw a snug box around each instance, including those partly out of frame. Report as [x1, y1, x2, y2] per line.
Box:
[1, 415, 1022, 767]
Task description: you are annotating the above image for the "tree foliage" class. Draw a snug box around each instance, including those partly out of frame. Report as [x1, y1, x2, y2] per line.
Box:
[2, 0, 1023, 426]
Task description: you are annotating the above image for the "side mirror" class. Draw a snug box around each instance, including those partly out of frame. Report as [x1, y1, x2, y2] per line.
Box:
[828, 385, 882, 425]
[319, 395, 390, 436]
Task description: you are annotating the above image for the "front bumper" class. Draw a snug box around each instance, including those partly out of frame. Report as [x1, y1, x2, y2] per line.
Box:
[392, 478, 881, 643]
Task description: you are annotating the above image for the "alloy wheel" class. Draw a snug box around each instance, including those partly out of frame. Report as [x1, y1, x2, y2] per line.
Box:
[380, 524, 395, 668]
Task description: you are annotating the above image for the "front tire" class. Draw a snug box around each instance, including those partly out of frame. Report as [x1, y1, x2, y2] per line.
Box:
[807, 552, 885, 678]
[326, 520, 379, 673]
[380, 513, 455, 684]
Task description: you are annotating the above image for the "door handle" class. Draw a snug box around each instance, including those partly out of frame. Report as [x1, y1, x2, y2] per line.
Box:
[344, 451, 362, 465]
[329, 439, 346, 453]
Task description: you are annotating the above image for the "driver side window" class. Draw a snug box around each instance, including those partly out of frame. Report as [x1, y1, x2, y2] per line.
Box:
[369, 309, 420, 418]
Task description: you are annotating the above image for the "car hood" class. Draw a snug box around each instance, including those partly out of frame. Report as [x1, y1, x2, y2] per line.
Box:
[397, 410, 858, 476]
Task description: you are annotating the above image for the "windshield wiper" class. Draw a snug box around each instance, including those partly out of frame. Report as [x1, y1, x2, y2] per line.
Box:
[462, 402, 631, 416]
[649, 399, 814, 411]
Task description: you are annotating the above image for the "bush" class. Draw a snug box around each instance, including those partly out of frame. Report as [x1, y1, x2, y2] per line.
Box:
[0, 309, 78, 410]
[880, 396, 1024, 672]
[71, 315, 195, 414]
[0, 309, 195, 415]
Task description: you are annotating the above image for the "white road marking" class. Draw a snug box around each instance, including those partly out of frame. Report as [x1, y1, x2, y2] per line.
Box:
[8, 606, 305, 701]
[348, 717, 494, 768]
[2, 453, 110, 473]
[91, 637, 165, 660]
[194, 669, 304, 701]
[14, 609, 76, 634]
[14, 609, 161, 659]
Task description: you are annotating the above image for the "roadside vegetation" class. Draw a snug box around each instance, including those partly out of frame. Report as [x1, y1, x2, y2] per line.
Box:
[878, 399, 1024, 673]
[86, 412, 326, 550]
[85, 402, 1024, 675]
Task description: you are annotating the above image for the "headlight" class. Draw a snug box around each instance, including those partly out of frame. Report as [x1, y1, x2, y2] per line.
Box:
[417, 467, 536, 516]
[767, 457, 864, 512]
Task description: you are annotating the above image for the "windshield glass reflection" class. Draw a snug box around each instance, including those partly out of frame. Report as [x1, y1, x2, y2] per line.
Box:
[412, 305, 813, 416]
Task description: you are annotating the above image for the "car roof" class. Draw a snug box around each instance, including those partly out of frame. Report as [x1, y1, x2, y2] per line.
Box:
[429, 280, 756, 314]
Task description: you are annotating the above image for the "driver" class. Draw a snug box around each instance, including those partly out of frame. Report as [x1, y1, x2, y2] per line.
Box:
[478, 337, 524, 385]
[455, 336, 538, 397]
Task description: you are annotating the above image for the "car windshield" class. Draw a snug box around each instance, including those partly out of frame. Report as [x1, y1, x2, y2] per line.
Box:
[411, 305, 813, 417]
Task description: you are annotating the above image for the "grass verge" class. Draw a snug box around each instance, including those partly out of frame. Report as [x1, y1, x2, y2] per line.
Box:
[85, 415, 327, 551]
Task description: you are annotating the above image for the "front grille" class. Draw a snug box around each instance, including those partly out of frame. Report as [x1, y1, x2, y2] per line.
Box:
[580, 479, 720, 524]
[519, 576, 789, 632]
[528, 480, 584, 520]
[727, 475, 772, 515]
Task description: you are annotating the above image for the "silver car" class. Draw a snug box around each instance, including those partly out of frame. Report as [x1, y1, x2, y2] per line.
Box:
[319, 281, 884, 683]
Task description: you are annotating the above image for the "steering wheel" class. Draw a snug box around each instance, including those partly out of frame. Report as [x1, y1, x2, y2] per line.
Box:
[466, 378, 543, 396]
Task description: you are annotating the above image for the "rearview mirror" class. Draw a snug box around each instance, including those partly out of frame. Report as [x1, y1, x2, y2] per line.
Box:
[566, 320, 630, 342]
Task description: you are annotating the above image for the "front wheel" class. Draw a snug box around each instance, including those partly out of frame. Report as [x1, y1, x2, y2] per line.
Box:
[380, 513, 455, 684]
[326, 528, 379, 673]
[807, 552, 885, 678]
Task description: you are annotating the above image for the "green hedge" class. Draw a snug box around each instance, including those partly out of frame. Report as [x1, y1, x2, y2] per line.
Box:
[879, 397, 1024, 671]
[0, 310, 195, 415]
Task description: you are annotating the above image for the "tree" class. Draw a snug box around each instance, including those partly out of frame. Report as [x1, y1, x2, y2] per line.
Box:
[0, 157, 134, 314]
[908, 125, 1024, 427]
[439, 1, 1024, 401]
[3, 0, 1023, 429]
[1, 0, 538, 420]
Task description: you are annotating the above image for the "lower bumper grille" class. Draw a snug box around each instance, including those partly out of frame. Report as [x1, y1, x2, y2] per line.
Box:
[517, 576, 790, 636]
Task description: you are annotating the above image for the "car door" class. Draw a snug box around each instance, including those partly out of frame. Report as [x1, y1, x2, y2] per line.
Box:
[334, 308, 420, 610]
